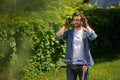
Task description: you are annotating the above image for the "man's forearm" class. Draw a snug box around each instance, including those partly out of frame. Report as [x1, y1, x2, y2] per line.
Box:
[57, 26, 66, 36]
[86, 26, 93, 33]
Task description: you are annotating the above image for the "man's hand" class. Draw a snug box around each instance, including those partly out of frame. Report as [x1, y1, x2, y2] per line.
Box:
[81, 17, 93, 33]
[64, 18, 72, 27]
[82, 65, 88, 70]
[63, 23, 68, 27]
[81, 17, 89, 28]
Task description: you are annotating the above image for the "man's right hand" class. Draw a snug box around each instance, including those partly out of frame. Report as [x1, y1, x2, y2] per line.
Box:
[63, 23, 68, 27]
[64, 18, 72, 27]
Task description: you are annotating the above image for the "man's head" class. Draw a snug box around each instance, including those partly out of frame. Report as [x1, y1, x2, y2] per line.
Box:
[72, 12, 85, 28]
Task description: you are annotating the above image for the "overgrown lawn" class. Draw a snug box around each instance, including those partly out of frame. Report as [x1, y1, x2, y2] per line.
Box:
[34, 59, 120, 80]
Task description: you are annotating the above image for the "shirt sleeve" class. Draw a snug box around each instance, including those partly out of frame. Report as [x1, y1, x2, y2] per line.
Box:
[87, 30, 97, 40]
[56, 30, 70, 40]
[56, 32, 63, 40]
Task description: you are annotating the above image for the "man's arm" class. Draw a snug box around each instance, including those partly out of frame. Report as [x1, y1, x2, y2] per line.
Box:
[82, 17, 93, 33]
[57, 26, 66, 36]
[83, 18, 97, 40]
[85, 25, 93, 33]
[87, 29, 97, 40]
[56, 22, 68, 40]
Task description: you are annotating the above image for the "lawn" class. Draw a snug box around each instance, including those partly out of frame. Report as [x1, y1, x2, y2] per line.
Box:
[34, 50, 120, 80]
[34, 58, 120, 80]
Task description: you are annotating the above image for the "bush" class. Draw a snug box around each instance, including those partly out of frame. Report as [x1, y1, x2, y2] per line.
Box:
[82, 8, 120, 53]
[0, 10, 67, 80]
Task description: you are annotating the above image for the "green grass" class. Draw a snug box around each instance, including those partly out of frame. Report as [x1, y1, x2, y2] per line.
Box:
[34, 59, 120, 80]
[90, 60, 120, 80]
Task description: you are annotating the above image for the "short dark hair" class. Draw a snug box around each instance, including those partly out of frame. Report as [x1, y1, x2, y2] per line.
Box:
[72, 12, 84, 19]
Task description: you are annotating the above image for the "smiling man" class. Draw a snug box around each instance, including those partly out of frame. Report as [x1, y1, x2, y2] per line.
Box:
[56, 11, 97, 80]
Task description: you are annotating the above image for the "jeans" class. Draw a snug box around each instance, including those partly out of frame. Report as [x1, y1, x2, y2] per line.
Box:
[66, 65, 89, 80]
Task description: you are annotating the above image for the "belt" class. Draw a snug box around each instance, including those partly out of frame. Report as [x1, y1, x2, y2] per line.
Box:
[67, 65, 83, 69]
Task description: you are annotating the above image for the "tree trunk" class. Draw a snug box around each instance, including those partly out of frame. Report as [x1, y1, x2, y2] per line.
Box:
[83, 0, 90, 3]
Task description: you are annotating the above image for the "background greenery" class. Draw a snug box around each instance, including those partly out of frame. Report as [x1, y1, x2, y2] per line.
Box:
[0, 0, 120, 80]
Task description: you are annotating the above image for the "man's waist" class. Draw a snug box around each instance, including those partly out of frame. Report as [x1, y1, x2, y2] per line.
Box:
[67, 64, 84, 69]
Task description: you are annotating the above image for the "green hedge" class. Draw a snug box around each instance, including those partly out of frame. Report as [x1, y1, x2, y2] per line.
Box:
[81, 8, 120, 53]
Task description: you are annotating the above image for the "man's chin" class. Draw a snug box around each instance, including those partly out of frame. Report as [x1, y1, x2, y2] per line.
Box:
[74, 26, 81, 28]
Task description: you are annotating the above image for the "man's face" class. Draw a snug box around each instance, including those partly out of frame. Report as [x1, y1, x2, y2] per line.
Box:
[72, 16, 82, 28]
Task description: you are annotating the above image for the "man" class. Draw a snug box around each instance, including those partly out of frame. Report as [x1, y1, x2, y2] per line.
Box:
[56, 11, 97, 80]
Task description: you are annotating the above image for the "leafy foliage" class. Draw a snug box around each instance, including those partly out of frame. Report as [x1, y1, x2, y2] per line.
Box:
[82, 8, 120, 53]
[0, 10, 67, 79]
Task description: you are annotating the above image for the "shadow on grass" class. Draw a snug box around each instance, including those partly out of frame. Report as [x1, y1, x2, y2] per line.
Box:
[93, 48, 120, 64]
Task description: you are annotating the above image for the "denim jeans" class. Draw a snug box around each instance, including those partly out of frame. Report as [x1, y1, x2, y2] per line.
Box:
[66, 65, 89, 80]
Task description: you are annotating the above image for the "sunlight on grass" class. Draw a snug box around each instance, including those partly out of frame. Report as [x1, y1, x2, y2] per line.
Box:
[90, 60, 120, 80]
[35, 59, 120, 80]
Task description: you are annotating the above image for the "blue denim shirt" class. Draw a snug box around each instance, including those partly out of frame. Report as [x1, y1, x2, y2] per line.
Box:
[56, 28, 97, 66]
